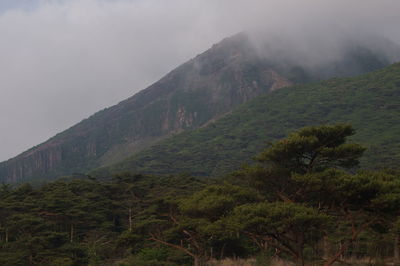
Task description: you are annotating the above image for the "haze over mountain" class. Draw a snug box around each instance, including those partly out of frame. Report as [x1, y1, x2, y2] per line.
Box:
[2, 0, 400, 162]
[3, 2, 400, 266]
[1, 30, 399, 183]
[94, 62, 400, 178]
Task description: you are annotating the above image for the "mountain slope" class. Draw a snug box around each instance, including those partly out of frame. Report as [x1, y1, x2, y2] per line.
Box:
[0, 33, 397, 183]
[94, 63, 400, 178]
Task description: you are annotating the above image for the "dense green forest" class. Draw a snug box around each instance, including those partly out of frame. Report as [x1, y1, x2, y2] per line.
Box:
[2, 124, 400, 265]
[93, 63, 400, 178]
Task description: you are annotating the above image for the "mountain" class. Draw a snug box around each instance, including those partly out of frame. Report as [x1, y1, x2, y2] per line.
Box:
[93, 63, 400, 178]
[0, 33, 398, 183]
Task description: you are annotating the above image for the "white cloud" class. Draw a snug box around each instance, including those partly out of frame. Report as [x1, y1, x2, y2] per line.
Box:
[0, 0, 399, 161]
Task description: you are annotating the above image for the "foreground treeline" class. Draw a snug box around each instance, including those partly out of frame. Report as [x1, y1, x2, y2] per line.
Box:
[1, 124, 400, 266]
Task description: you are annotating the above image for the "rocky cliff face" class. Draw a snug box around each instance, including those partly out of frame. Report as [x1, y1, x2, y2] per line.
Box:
[0, 32, 395, 183]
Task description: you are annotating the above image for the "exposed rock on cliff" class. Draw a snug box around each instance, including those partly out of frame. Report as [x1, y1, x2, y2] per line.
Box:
[0, 32, 395, 183]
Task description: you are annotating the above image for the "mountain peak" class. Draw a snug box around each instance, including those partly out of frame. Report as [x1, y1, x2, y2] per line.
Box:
[1, 33, 398, 183]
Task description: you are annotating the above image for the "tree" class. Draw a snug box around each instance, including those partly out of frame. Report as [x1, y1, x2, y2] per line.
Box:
[257, 124, 366, 174]
[237, 124, 365, 203]
[294, 169, 400, 265]
[148, 184, 258, 266]
[227, 202, 330, 266]
[112, 173, 144, 232]
[232, 124, 400, 265]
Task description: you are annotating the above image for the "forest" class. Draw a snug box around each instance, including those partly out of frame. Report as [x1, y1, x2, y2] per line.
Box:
[1, 124, 400, 266]
[95, 63, 400, 180]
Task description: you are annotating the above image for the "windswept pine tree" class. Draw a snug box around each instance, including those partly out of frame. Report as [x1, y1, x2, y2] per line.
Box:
[1, 125, 400, 265]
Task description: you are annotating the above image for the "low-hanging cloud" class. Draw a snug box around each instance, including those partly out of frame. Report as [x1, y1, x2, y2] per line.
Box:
[1, 0, 400, 161]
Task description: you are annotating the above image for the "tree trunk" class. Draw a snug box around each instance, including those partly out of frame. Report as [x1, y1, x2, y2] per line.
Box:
[220, 243, 226, 259]
[295, 240, 305, 266]
[5, 228, 8, 243]
[322, 236, 330, 261]
[70, 224, 74, 242]
[296, 252, 305, 266]
[350, 240, 358, 263]
[129, 208, 132, 231]
[324, 242, 348, 266]
[394, 235, 400, 264]
[194, 256, 206, 266]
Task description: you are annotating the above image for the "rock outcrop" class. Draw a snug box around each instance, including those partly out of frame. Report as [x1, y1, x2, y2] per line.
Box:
[0, 32, 395, 183]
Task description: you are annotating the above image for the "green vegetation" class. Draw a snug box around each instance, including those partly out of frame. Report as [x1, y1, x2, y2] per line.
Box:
[1, 124, 400, 265]
[1, 32, 395, 184]
[95, 63, 400, 178]
[0, 174, 209, 265]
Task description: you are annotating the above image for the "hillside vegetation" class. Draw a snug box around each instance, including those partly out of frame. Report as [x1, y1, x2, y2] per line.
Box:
[2, 125, 400, 265]
[95, 63, 400, 178]
[1, 32, 396, 184]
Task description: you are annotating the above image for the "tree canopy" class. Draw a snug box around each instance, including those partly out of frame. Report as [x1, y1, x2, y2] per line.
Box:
[1, 124, 399, 265]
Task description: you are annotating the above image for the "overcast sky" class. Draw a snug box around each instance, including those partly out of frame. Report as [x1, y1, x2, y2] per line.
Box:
[1, 0, 400, 161]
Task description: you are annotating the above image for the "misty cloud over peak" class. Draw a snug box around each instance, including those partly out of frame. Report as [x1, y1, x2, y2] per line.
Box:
[1, 0, 400, 161]
[246, 29, 400, 69]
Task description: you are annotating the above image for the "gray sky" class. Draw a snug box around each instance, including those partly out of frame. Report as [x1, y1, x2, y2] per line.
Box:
[1, 0, 400, 161]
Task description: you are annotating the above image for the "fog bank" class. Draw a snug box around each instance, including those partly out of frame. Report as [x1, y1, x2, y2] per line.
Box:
[1, 0, 400, 161]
